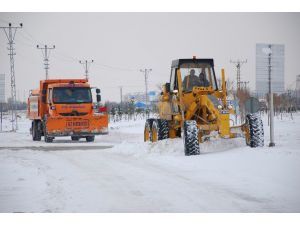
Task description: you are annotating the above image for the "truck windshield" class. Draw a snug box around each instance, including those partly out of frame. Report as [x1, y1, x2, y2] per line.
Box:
[52, 87, 92, 104]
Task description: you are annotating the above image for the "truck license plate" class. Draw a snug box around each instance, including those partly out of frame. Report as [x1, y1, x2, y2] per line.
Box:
[66, 120, 89, 128]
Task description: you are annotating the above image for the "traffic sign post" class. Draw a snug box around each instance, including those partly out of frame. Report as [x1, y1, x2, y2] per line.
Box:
[245, 97, 260, 114]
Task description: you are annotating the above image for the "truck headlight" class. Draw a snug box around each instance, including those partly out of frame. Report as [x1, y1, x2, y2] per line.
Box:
[218, 105, 223, 109]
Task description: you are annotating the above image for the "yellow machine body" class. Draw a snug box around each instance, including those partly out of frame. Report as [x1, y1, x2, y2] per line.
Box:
[157, 58, 246, 142]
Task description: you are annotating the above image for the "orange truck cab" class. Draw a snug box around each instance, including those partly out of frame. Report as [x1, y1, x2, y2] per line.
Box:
[27, 79, 108, 142]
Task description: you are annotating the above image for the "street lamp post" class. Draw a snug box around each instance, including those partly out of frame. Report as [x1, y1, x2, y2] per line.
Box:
[263, 45, 275, 147]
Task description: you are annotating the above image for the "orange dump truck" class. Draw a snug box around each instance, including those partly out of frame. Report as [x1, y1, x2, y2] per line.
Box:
[27, 79, 108, 142]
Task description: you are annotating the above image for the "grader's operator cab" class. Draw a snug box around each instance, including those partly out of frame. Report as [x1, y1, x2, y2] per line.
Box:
[169, 58, 218, 93]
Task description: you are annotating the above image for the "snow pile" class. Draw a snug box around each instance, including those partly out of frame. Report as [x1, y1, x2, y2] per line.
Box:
[0, 111, 300, 212]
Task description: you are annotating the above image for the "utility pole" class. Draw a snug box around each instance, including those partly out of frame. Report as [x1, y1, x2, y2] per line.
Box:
[230, 59, 247, 124]
[140, 68, 152, 115]
[0, 74, 5, 132]
[79, 60, 94, 80]
[267, 45, 275, 147]
[119, 86, 123, 105]
[230, 59, 247, 92]
[1, 23, 23, 131]
[37, 44, 55, 80]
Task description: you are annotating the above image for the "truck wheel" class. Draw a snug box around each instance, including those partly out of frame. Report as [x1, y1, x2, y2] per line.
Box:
[45, 136, 53, 143]
[71, 136, 80, 141]
[43, 121, 53, 143]
[32, 121, 37, 141]
[144, 119, 154, 142]
[183, 120, 200, 156]
[245, 113, 264, 147]
[152, 119, 169, 142]
[86, 136, 95, 142]
[176, 128, 182, 138]
[32, 121, 41, 141]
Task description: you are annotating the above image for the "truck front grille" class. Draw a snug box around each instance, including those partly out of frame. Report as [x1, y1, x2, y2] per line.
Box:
[59, 112, 88, 116]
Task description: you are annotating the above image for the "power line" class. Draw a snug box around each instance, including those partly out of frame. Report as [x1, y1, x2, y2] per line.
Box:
[51, 54, 75, 63]
[0, 22, 23, 131]
[79, 59, 94, 80]
[37, 44, 55, 80]
[17, 28, 139, 73]
[93, 62, 138, 72]
[16, 50, 38, 65]
[17, 32, 38, 48]
[22, 28, 43, 46]
[55, 49, 80, 62]
[0, 17, 10, 24]
[16, 38, 34, 48]
[11, 27, 142, 79]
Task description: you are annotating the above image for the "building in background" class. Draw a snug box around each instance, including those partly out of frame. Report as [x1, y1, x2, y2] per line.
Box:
[296, 75, 300, 108]
[256, 43, 285, 97]
[296, 75, 300, 92]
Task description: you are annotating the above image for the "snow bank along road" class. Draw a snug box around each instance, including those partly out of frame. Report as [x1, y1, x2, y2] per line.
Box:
[0, 112, 300, 212]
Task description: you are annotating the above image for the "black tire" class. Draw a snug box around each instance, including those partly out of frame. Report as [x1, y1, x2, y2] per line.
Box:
[71, 136, 80, 141]
[183, 120, 200, 156]
[43, 122, 53, 143]
[144, 118, 154, 142]
[152, 119, 169, 141]
[32, 120, 42, 141]
[246, 113, 264, 147]
[44, 135, 53, 143]
[86, 136, 95, 142]
[32, 121, 37, 141]
[176, 128, 182, 138]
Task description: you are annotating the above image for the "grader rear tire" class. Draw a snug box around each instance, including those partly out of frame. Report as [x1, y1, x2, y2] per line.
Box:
[183, 120, 200, 156]
[245, 113, 264, 147]
[144, 119, 154, 142]
[152, 119, 169, 142]
[151, 121, 158, 142]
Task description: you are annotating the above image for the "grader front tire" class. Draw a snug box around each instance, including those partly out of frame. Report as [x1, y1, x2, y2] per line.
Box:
[183, 120, 200, 156]
[245, 113, 264, 147]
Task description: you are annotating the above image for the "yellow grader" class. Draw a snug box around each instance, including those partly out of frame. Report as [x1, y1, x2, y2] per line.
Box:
[144, 57, 264, 155]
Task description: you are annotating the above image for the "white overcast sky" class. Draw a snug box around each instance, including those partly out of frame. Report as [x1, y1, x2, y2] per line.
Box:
[0, 13, 299, 102]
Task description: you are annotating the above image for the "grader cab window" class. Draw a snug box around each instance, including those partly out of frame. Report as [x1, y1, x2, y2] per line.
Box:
[180, 63, 217, 92]
[170, 68, 177, 91]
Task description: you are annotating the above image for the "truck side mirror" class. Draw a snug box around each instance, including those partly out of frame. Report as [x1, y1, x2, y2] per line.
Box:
[165, 83, 170, 93]
[96, 88, 100, 94]
[96, 94, 101, 103]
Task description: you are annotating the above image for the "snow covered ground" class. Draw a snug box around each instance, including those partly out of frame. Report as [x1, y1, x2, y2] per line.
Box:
[0, 111, 300, 212]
